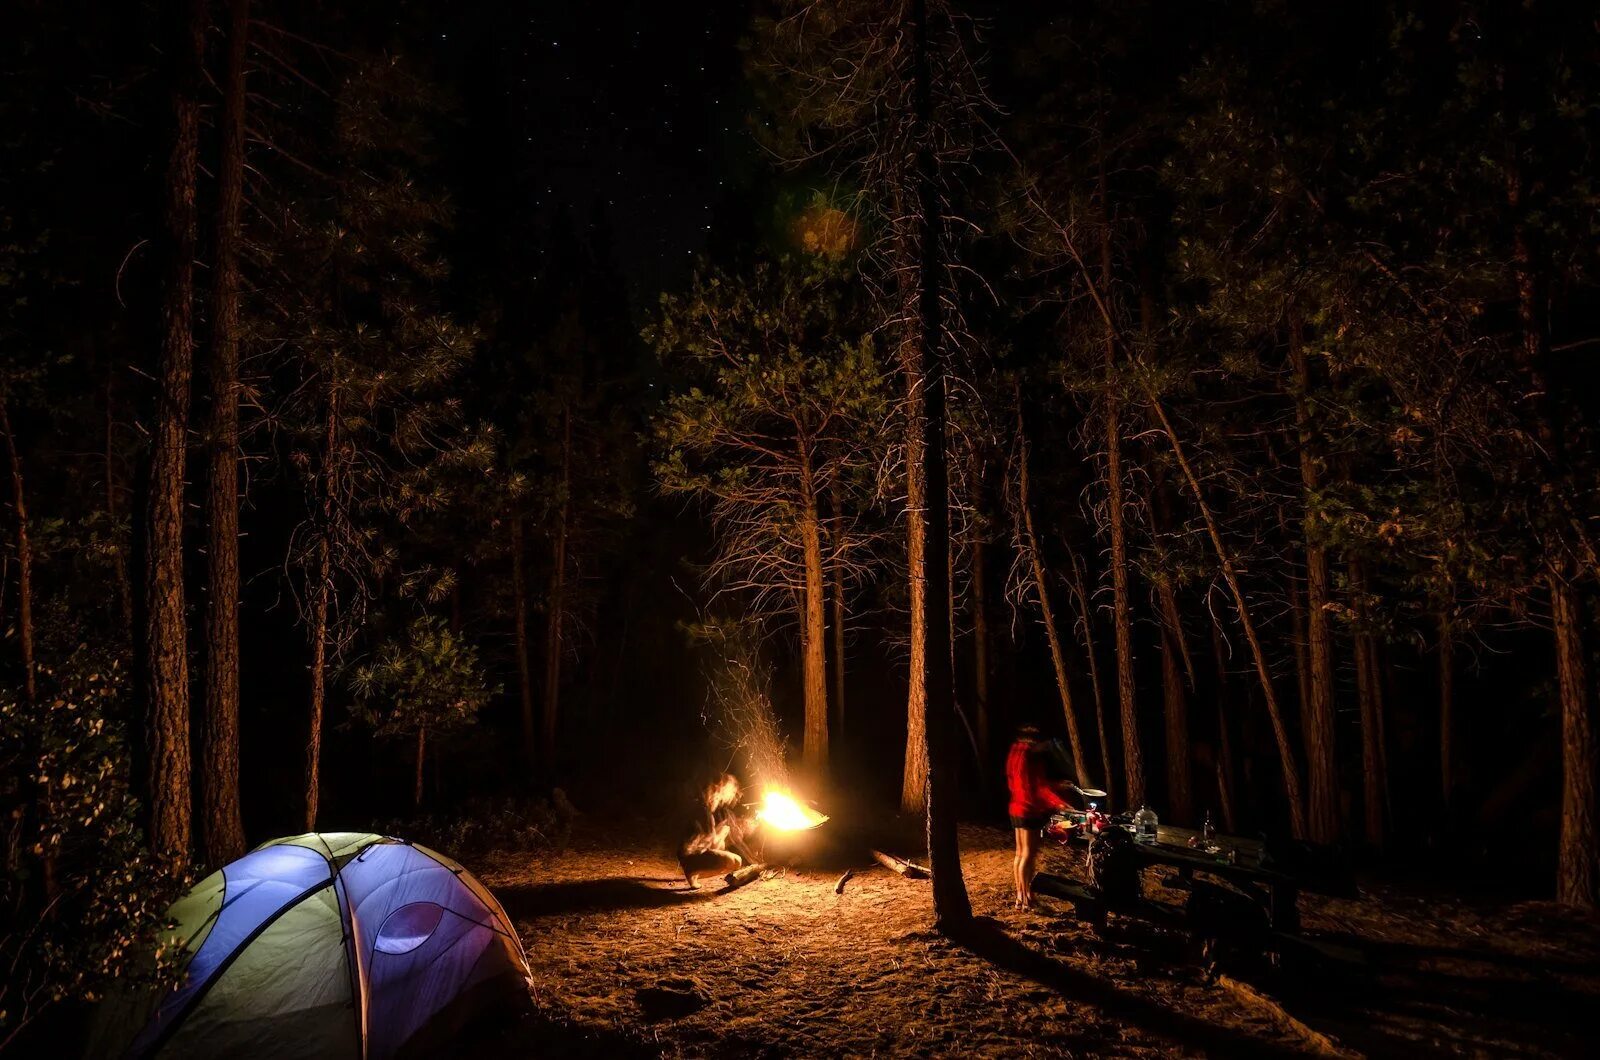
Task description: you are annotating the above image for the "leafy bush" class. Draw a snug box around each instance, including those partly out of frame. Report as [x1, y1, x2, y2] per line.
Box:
[0, 646, 180, 1051]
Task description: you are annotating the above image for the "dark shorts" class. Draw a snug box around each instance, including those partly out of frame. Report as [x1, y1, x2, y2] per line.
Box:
[1010, 814, 1045, 831]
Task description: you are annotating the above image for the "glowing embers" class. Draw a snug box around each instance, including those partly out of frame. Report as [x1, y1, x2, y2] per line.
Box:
[755, 788, 829, 832]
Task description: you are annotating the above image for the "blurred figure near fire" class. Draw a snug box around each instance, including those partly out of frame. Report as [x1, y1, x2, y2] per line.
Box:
[1007, 725, 1068, 911]
[678, 772, 758, 888]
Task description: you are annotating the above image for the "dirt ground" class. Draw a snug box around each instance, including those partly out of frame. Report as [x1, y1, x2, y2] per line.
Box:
[473, 817, 1600, 1058]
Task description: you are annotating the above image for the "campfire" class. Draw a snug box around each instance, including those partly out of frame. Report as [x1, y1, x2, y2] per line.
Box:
[755, 788, 828, 832]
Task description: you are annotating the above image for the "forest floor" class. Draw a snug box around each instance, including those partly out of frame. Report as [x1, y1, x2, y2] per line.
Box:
[473, 816, 1600, 1058]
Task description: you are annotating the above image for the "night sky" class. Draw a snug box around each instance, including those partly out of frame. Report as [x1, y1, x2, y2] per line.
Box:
[426, 0, 756, 303]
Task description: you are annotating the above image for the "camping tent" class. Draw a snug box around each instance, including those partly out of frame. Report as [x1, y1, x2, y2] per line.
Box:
[90, 832, 530, 1059]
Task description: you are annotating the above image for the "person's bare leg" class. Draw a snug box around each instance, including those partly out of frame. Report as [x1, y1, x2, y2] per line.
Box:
[1020, 829, 1042, 910]
[1012, 828, 1028, 909]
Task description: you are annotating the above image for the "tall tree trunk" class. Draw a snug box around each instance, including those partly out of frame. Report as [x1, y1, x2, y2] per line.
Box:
[1507, 151, 1596, 906]
[201, 0, 250, 867]
[1349, 560, 1386, 851]
[0, 400, 36, 707]
[1146, 397, 1307, 838]
[542, 404, 571, 780]
[414, 726, 427, 809]
[511, 515, 534, 770]
[1210, 613, 1238, 832]
[829, 480, 847, 744]
[1552, 573, 1596, 907]
[1098, 166, 1141, 811]
[899, 259, 930, 814]
[1030, 134, 1304, 835]
[1068, 554, 1115, 808]
[305, 379, 338, 832]
[1437, 609, 1455, 817]
[798, 452, 830, 776]
[969, 503, 990, 766]
[143, 0, 206, 866]
[1155, 578, 1192, 823]
[1289, 315, 1340, 846]
[1017, 417, 1090, 785]
[909, 0, 969, 928]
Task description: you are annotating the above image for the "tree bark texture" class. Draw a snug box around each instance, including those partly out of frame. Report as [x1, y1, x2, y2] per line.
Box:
[201, 0, 250, 867]
[899, 260, 930, 814]
[1289, 317, 1340, 846]
[144, 0, 206, 866]
[798, 453, 829, 776]
[909, 0, 969, 928]
[1350, 560, 1387, 851]
[829, 478, 847, 743]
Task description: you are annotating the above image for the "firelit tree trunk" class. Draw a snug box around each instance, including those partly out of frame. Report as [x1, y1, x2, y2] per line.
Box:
[305, 382, 338, 832]
[511, 515, 535, 770]
[1552, 574, 1597, 907]
[144, 0, 206, 866]
[1506, 155, 1596, 907]
[1017, 417, 1090, 786]
[798, 453, 830, 775]
[1068, 555, 1114, 808]
[0, 400, 36, 707]
[828, 478, 847, 742]
[969, 507, 990, 765]
[909, 0, 969, 929]
[1289, 316, 1340, 846]
[1155, 578, 1192, 824]
[542, 405, 571, 780]
[1098, 168, 1141, 811]
[899, 257, 930, 814]
[201, 0, 250, 867]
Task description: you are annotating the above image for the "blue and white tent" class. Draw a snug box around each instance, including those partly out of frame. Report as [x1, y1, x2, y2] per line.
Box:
[91, 833, 530, 1059]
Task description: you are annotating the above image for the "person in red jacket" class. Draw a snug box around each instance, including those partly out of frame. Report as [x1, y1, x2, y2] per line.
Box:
[1007, 724, 1068, 910]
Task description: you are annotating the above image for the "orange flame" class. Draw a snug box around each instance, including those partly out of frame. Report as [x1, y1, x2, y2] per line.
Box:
[756, 789, 829, 832]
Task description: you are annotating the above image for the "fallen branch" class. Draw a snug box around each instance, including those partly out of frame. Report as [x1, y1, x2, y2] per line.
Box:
[721, 863, 767, 892]
[870, 849, 931, 879]
[834, 869, 855, 894]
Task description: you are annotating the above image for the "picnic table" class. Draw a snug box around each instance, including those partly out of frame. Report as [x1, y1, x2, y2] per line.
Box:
[1040, 815, 1304, 933]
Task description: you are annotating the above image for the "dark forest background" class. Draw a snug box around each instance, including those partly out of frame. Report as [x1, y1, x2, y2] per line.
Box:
[4, 0, 1600, 1045]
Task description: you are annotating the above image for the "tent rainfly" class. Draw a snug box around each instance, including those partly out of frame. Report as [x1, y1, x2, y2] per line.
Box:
[89, 832, 531, 1059]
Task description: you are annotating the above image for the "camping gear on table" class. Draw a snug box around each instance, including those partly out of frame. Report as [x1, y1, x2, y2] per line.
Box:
[87, 832, 530, 1059]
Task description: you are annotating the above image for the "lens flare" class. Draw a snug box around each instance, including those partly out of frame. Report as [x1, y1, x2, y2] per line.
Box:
[756, 789, 829, 832]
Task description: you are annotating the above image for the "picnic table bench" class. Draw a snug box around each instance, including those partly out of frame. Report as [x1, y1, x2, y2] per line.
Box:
[1042, 817, 1310, 934]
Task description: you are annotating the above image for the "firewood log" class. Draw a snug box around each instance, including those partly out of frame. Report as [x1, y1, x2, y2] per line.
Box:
[721, 863, 766, 892]
[834, 869, 855, 894]
[870, 849, 931, 879]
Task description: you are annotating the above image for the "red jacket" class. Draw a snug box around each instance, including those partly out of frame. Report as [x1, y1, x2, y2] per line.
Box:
[1007, 739, 1067, 819]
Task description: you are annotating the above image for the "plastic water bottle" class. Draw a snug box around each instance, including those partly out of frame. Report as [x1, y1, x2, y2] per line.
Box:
[1134, 805, 1158, 844]
[1202, 810, 1216, 844]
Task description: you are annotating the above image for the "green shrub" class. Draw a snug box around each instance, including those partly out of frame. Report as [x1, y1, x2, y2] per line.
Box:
[0, 645, 180, 1051]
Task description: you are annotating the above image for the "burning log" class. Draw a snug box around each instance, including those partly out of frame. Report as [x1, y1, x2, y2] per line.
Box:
[834, 869, 855, 894]
[721, 863, 767, 892]
[870, 849, 931, 879]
